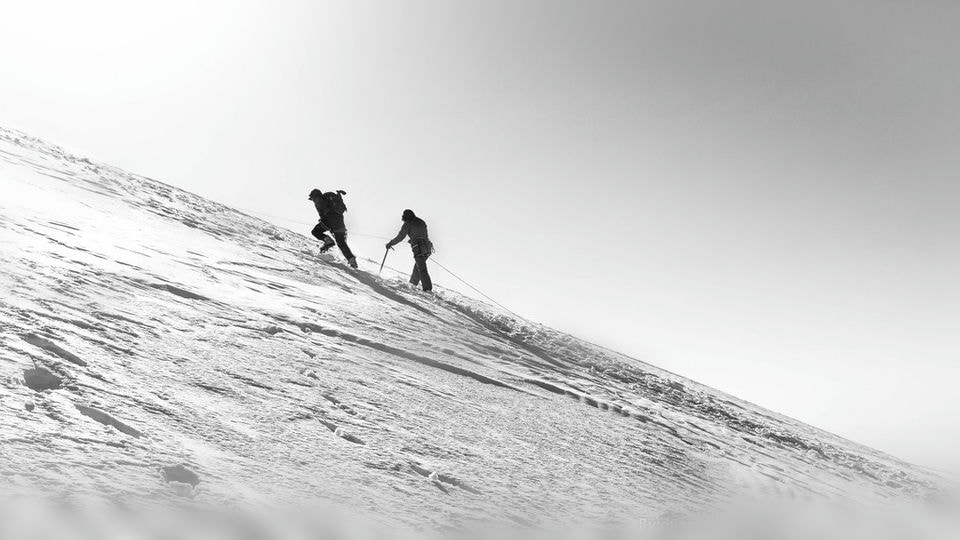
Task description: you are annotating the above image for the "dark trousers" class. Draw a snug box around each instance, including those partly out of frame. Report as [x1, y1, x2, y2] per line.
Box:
[409, 239, 433, 291]
[311, 220, 355, 260]
[410, 257, 432, 291]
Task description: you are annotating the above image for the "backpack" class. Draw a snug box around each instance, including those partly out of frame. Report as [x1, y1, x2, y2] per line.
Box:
[324, 190, 347, 214]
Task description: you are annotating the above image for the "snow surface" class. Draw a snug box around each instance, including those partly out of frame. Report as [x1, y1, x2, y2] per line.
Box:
[0, 126, 951, 534]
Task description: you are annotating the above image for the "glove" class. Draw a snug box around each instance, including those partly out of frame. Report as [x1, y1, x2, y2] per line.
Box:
[385, 242, 393, 250]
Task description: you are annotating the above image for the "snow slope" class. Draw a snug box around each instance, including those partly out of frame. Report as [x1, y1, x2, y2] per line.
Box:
[0, 126, 947, 532]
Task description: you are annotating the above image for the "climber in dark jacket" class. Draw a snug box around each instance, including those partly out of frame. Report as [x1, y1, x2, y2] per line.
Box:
[386, 209, 433, 291]
[308, 188, 357, 268]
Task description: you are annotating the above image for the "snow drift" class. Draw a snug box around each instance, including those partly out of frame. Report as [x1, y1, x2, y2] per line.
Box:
[0, 126, 951, 535]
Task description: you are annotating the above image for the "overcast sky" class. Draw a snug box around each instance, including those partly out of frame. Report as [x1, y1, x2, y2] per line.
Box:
[2, 0, 958, 472]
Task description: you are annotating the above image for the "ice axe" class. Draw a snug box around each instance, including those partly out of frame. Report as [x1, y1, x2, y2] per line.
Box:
[379, 246, 393, 275]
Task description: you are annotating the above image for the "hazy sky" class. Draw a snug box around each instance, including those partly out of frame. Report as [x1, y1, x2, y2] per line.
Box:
[2, 1, 957, 472]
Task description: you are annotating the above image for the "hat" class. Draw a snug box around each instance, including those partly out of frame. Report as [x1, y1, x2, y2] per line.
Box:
[308, 189, 323, 200]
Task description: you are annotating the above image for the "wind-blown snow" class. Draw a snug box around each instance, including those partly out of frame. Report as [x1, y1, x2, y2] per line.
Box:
[0, 126, 950, 533]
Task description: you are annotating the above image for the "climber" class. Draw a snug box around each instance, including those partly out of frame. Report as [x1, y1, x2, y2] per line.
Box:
[308, 188, 357, 268]
[385, 209, 433, 291]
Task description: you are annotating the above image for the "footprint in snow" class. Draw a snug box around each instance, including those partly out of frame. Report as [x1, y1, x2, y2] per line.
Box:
[161, 464, 201, 497]
[23, 366, 62, 392]
[408, 462, 482, 495]
[319, 419, 365, 445]
[22, 334, 87, 367]
[321, 393, 358, 416]
[74, 403, 143, 439]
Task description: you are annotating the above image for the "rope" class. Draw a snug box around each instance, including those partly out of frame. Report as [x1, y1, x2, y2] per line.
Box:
[236, 206, 526, 321]
[430, 257, 527, 322]
[233, 209, 313, 226]
[240, 209, 650, 366]
[233, 207, 393, 240]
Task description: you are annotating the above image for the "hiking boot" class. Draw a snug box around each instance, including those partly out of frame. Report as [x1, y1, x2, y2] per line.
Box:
[319, 237, 336, 253]
[347, 257, 358, 269]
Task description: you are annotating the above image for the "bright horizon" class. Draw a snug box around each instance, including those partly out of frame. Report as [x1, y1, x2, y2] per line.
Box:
[2, 1, 957, 472]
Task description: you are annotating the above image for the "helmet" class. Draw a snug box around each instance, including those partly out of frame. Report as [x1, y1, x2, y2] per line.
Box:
[402, 209, 416, 221]
[308, 189, 323, 200]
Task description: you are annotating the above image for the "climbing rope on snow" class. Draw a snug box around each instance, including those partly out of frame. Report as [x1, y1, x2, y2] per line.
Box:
[428, 257, 526, 322]
[232, 207, 389, 240]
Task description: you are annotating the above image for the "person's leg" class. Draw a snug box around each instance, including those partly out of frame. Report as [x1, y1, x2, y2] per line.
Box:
[409, 262, 421, 286]
[311, 222, 328, 241]
[312, 222, 336, 251]
[414, 256, 432, 291]
[323, 215, 352, 261]
[333, 231, 355, 261]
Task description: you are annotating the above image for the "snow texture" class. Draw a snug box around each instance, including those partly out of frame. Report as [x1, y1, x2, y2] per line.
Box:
[0, 126, 948, 530]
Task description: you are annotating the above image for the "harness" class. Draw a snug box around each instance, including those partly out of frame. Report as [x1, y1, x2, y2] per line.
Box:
[411, 238, 434, 259]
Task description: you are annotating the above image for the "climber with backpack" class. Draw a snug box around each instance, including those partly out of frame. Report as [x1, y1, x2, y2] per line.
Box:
[385, 209, 434, 291]
[308, 188, 357, 268]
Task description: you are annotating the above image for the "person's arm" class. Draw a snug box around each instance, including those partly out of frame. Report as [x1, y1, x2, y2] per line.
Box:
[386, 224, 410, 248]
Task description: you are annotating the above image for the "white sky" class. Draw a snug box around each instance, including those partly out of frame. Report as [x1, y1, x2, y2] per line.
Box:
[1, 0, 957, 472]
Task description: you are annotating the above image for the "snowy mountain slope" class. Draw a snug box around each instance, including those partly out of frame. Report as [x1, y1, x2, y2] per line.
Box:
[0, 125, 945, 529]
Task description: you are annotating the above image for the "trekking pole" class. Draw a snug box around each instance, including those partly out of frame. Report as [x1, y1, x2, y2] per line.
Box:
[378, 247, 392, 275]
